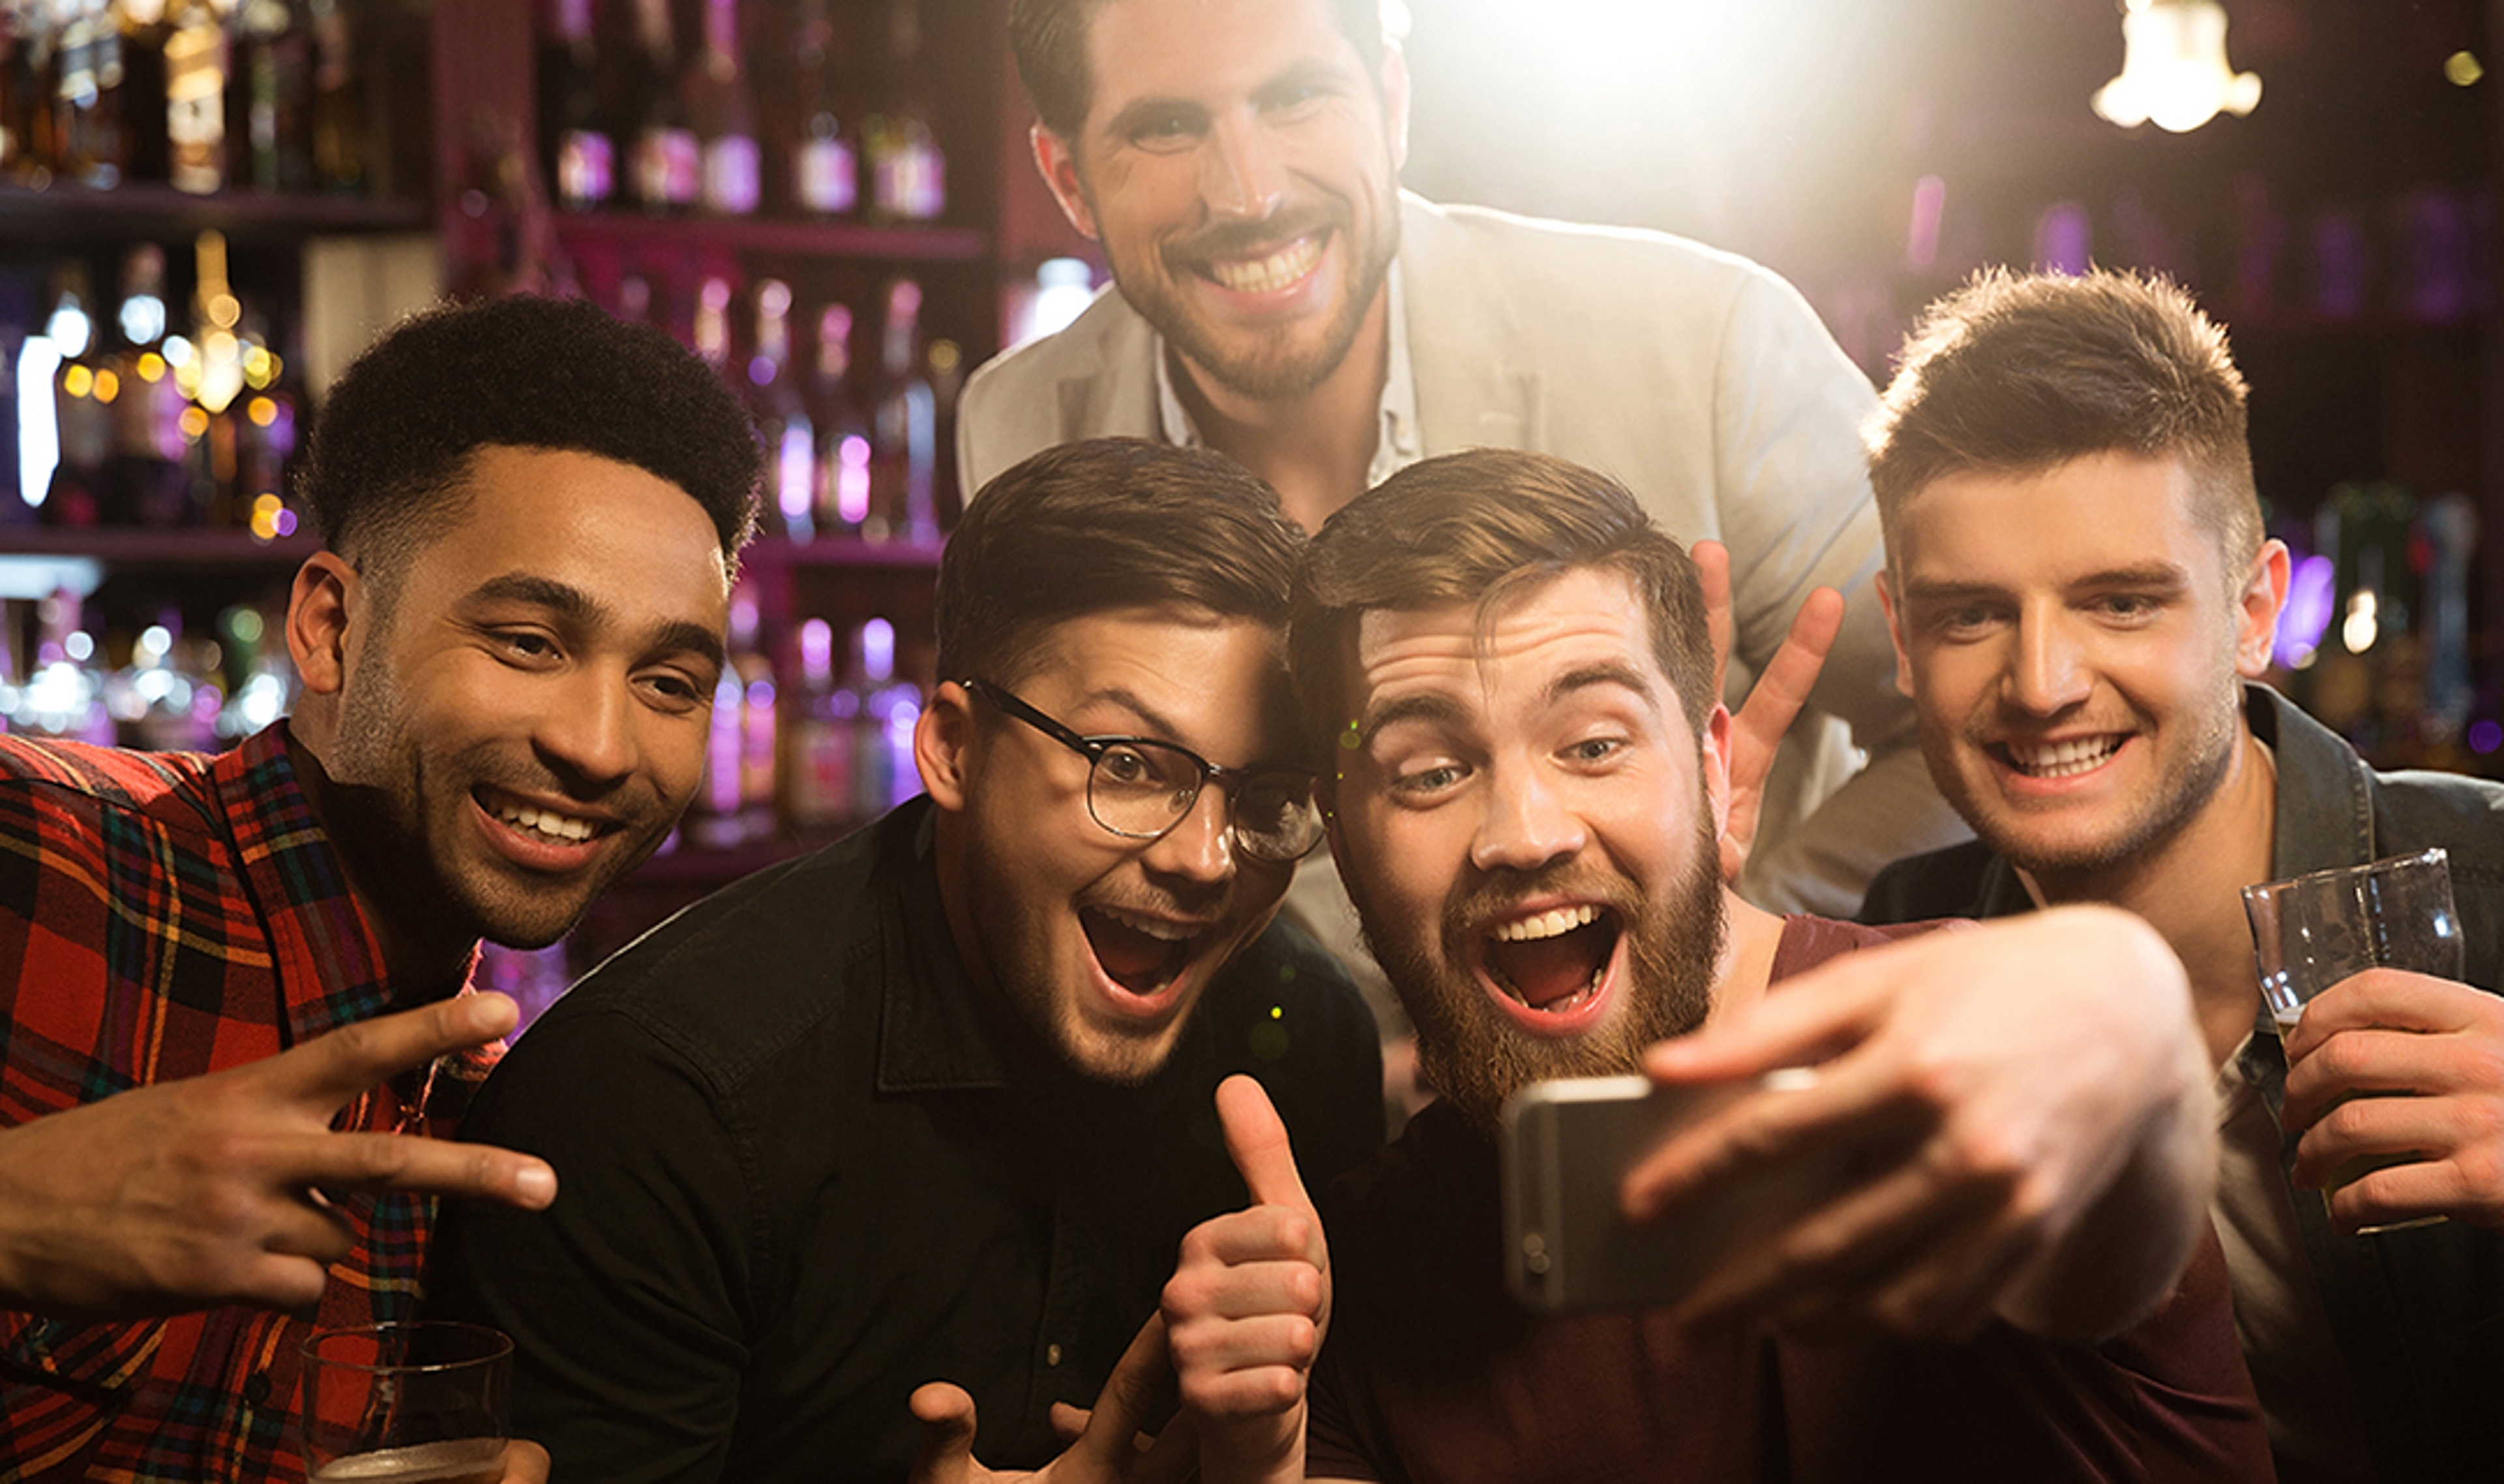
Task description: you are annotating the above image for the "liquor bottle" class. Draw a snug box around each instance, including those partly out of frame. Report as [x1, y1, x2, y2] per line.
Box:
[40, 261, 109, 528]
[233, 308, 300, 538]
[732, 589, 777, 843]
[54, 0, 128, 187]
[625, 0, 696, 213]
[749, 279, 814, 541]
[162, 0, 227, 194]
[112, 0, 172, 185]
[104, 244, 188, 527]
[691, 269, 734, 376]
[5, 6, 61, 184]
[778, 616, 856, 833]
[232, 0, 311, 192]
[852, 616, 919, 814]
[786, 0, 856, 217]
[541, 0, 612, 211]
[214, 601, 294, 741]
[862, 0, 942, 222]
[809, 302, 871, 537]
[305, 0, 359, 192]
[687, 0, 756, 216]
[107, 611, 216, 752]
[866, 278, 936, 543]
[16, 589, 115, 743]
[689, 582, 771, 848]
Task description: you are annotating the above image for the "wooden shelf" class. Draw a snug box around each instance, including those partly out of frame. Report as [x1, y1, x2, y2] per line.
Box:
[0, 182, 432, 245]
[0, 528, 320, 567]
[546, 210, 989, 263]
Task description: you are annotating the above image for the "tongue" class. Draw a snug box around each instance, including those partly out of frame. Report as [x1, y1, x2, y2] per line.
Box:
[1488, 920, 1611, 1009]
[1084, 912, 1187, 996]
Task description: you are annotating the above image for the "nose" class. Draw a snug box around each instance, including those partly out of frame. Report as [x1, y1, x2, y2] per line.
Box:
[1140, 781, 1237, 885]
[535, 667, 641, 790]
[1469, 764, 1585, 876]
[2005, 611, 2093, 717]
[1200, 115, 1286, 222]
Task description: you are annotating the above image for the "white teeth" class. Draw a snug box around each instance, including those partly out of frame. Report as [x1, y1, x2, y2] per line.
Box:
[1207, 234, 1323, 295]
[496, 803, 597, 842]
[1491, 904, 1601, 943]
[2005, 735, 2122, 778]
[1098, 906, 1197, 942]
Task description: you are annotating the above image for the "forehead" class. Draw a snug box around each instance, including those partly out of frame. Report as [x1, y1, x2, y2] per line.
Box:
[411, 445, 730, 606]
[1079, 0, 1369, 118]
[1018, 604, 1293, 735]
[1350, 567, 1675, 717]
[1892, 451, 2226, 587]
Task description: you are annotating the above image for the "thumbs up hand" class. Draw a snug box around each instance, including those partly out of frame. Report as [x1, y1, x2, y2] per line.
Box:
[1161, 1075, 1328, 1484]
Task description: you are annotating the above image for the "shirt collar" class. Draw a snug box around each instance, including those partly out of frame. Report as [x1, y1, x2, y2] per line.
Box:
[1151, 260, 1422, 486]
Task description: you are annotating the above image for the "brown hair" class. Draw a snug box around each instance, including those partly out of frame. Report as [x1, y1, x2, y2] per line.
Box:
[938, 438, 1304, 692]
[1011, 0, 1388, 140]
[1867, 268, 2261, 571]
[1290, 449, 1714, 746]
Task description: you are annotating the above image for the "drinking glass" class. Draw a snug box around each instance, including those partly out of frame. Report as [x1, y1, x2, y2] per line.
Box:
[2242, 846, 2462, 1234]
[299, 1322, 511, 1483]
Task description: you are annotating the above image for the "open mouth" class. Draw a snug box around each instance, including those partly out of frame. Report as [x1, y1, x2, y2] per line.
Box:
[1200, 231, 1326, 295]
[1081, 904, 1203, 998]
[1480, 904, 1622, 1016]
[478, 788, 609, 847]
[1992, 734, 2124, 779]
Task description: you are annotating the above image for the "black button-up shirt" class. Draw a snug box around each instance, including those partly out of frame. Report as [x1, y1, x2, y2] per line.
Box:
[426, 799, 1385, 1481]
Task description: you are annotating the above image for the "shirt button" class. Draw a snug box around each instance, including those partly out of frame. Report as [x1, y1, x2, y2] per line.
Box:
[1045, 1343, 1063, 1367]
[243, 1371, 272, 1407]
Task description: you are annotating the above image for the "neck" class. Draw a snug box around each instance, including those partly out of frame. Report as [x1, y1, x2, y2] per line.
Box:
[1704, 889, 1790, 1023]
[1170, 286, 1392, 534]
[2018, 727, 2279, 1067]
[283, 723, 479, 998]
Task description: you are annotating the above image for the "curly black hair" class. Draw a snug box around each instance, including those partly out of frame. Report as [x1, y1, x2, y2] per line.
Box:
[295, 295, 762, 587]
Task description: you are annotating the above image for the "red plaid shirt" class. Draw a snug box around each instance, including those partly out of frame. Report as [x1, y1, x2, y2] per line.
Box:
[0, 725, 494, 1481]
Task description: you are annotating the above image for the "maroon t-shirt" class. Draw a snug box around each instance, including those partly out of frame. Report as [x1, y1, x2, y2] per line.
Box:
[1305, 915, 2274, 1482]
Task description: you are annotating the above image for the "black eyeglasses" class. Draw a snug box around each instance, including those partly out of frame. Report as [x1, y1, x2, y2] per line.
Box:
[959, 679, 1324, 863]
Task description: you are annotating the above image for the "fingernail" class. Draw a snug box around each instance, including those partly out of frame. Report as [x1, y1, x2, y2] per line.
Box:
[513, 1161, 557, 1207]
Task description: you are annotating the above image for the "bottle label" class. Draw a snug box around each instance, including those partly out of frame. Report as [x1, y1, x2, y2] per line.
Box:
[634, 128, 701, 207]
[872, 134, 945, 221]
[796, 138, 857, 215]
[558, 130, 615, 209]
[702, 135, 760, 215]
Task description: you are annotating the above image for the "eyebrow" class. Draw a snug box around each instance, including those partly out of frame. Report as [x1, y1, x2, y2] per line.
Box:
[462, 573, 726, 668]
[1898, 561, 2193, 604]
[1547, 661, 1657, 709]
[1358, 690, 1474, 741]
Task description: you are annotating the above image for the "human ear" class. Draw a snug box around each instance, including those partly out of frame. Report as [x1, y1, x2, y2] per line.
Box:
[1875, 568, 1916, 700]
[286, 552, 359, 696]
[1032, 123, 1101, 241]
[916, 682, 979, 811]
[2235, 539, 2291, 677]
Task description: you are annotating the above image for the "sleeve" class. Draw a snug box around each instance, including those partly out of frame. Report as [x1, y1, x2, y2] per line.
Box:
[423, 1004, 756, 1484]
[1304, 1329, 1389, 1483]
[1705, 267, 1973, 917]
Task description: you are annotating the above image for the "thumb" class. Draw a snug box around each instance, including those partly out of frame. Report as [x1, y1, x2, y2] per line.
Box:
[907, 1382, 981, 1484]
[1217, 1075, 1311, 1213]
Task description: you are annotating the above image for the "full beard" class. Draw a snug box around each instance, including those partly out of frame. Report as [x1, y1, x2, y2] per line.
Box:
[1360, 822, 1727, 1132]
[1127, 184, 1401, 402]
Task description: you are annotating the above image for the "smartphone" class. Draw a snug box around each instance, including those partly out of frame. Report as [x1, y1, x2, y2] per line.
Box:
[1499, 1067, 1834, 1315]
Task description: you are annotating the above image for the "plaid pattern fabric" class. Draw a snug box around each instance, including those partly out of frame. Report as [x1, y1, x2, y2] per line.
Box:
[0, 726, 494, 1482]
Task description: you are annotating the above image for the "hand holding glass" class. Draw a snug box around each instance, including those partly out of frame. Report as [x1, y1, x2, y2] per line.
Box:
[299, 1322, 511, 1483]
[2242, 846, 2462, 1233]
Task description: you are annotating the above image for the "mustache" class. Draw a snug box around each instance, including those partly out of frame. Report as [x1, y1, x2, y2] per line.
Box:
[1163, 201, 1346, 265]
[1440, 865, 1639, 949]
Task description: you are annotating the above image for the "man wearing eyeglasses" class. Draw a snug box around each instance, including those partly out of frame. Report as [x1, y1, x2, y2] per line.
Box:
[423, 438, 1384, 1482]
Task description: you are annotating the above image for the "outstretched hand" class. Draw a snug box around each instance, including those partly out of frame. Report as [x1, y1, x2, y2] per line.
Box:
[1693, 539, 1842, 883]
[1620, 908, 2211, 1343]
[0, 993, 554, 1319]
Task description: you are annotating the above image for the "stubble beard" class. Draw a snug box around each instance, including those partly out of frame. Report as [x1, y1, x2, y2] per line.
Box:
[1118, 181, 1401, 403]
[1946, 681, 2243, 893]
[1356, 820, 1727, 1132]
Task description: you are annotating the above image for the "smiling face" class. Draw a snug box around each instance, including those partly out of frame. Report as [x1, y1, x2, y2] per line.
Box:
[306, 446, 730, 958]
[924, 606, 1305, 1085]
[1037, 0, 1406, 401]
[1881, 451, 2282, 885]
[1326, 567, 1731, 1127]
